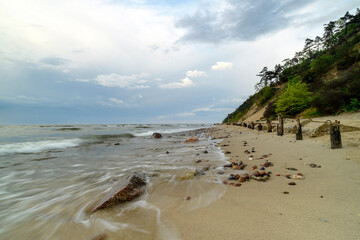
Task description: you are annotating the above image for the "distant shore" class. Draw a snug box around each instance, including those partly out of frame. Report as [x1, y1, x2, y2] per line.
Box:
[169, 112, 360, 240]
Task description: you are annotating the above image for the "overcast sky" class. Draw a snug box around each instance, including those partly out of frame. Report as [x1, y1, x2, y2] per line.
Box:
[0, 0, 358, 124]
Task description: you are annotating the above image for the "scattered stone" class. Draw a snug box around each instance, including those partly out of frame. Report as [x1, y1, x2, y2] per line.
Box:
[251, 171, 270, 181]
[286, 167, 298, 171]
[228, 174, 240, 181]
[203, 150, 208, 154]
[152, 133, 162, 139]
[251, 147, 255, 152]
[222, 180, 228, 184]
[292, 174, 304, 180]
[225, 151, 231, 154]
[288, 182, 296, 185]
[235, 183, 242, 187]
[309, 163, 321, 168]
[91, 234, 108, 240]
[229, 183, 235, 186]
[217, 170, 225, 175]
[276, 174, 280, 176]
[252, 165, 257, 170]
[195, 160, 202, 163]
[222, 144, 229, 147]
[244, 150, 250, 154]
[283, 191, 289, 194]
[223, 163, 232, 168]
[166, 151, 169, 154]
[297, 173, 303, 176]
[263, 162, 273, 167]
[91, 172, 146, 213]
[202, 166, 210, 171]
[185, 137, 199, 143]
[184, 196, 191, 200]
[114, 143, 120, 146]
[260, 167, 265, 170]
[320, 196, 323, 198]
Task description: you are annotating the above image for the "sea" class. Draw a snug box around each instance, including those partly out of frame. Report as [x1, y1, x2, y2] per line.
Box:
[0, 124, 228, 240]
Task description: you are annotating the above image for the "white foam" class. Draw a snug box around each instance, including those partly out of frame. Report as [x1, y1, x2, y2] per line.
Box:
[0, 139, 83, 156]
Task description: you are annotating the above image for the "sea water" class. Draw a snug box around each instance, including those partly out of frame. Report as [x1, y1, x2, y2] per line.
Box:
[0, 124, 227, 240]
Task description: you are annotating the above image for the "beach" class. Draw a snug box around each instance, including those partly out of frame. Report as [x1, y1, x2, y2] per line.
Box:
[167, 113, 360, 240]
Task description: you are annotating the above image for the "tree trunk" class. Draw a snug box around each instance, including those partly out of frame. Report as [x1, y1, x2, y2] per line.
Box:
[277, 115, 284, 136]
[329, 120, 342, 149]
[296, 119, 303, 140]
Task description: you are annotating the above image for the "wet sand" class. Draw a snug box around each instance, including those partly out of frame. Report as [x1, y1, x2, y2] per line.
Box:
[167, 117, 360, 240]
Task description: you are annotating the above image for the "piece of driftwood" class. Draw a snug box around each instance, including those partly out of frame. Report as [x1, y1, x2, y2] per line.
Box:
[296, 119, 303, 140]
[266, 120, 272, 132]
[329, 120, 342, 149]
[91, 172, 146, 213]
[277, 115, 284, 136]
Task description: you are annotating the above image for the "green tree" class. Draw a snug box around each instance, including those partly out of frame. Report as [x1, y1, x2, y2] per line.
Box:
[275, 79, 311, 116]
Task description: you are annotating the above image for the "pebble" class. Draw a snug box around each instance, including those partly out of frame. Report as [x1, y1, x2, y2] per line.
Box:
[276, 174, 280, 176]
[225, 151, 231, 154]
[195, 160, 202, 163]
[217, 170, 225, 175]
[283, 191, 289, 194]
[184, 196, 191, 200]
[203, 150, 208, 154]
[235, 183, 242, 187]
[222, 180, 228, 184]
[166, 151, 170, 154]
[114, 143, 120, 146]
[288, 182, 296, 185]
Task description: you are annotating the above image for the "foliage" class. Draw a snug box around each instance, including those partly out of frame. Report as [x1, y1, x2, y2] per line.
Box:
[258, 87, 277, 106]
[263, 101, 277, 119]
[302, 107, 322, 118]
[275, 80, 312, 116]
[310, 54, 334, 76]
[345, 98, 360, 112]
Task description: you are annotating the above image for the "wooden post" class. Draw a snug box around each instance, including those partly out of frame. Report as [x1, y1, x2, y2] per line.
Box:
[296, 119, 303, 140]
[250, 121, 255, 130]
[329, 120, 342, 149]
[257, 123, 262, 131]
[266, 120, 272, 132]
[277, 115, 284, 136]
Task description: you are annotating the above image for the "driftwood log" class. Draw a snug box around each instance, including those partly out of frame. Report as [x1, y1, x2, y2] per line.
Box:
[296, 119, 303, 140]
[266, 120, 272, 132]
[277, 115, 284, 136]
[329, 120, 342, 149]
[91, 172, 146, 213]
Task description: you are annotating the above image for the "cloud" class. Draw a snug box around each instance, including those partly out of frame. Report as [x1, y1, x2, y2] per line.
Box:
[211, 61, 232, 70]
[94, 73, 150, 89]
[186, 70, 207, 78]
[109, 98, 125, 105]
[159, 77, 193, 89]
[193, 105, 233, 112]
[40, 57, 69, 66]
[176, 0, 314, 43]
[75, 78, 91, 82]
[177, 112, 196, 117]
[221, 98, 245, 103]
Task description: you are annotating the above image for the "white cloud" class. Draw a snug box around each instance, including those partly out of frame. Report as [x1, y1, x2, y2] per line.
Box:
[221, 98, 245, 103]
[186, 70, 207, 78]
[95, 73, 150, 89]
[109, 98, 125, 104]
[177, 112, 196, 117]
[193, 106, 233, 112]
[159, 77, 193, 89]
[211, 61, 233, 70]
[75, 78, 90, 82]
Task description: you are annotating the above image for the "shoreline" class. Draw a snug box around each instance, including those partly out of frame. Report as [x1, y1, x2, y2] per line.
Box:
[169, 119, 360, 240]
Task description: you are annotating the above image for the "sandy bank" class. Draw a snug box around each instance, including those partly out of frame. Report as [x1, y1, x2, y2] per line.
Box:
[168, 117, 360, 240]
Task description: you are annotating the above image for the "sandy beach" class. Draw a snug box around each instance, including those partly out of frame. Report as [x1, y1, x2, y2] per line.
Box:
[165, 113, 360, 240]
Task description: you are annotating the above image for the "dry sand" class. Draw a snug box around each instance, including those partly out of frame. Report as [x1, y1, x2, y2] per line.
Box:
[166, 113, 360, 240]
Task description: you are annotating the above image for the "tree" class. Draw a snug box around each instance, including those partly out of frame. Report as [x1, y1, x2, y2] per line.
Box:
[275, 78, 311, 116]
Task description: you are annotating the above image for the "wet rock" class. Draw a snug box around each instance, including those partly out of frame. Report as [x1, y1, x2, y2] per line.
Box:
[260, 167, 265, 170]
[91, 172, 146, 213]
[228, 174, 239, 181]
[251, 171, 270, 181]
[91, 233, 108, 240]
[222, 180, 228, 184]
[166, 151, 170, 154]
[195, 160, 202, 163]
[203, 150, 208, 154]
[223, 163, 232, 168]
[177, 170, 197, 180]
[152, 133, 162, 139]
[288, 182, 296, 185]
[225, 151, 231, 154]
[263, 162, 273, 168]
[217, 170, 225, 175]
[185, 137, 199, 143]
[283, 191, 289, 194]
[114, 143, 120, 146]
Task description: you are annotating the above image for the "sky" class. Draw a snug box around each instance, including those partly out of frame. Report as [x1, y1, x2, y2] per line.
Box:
[0, 0, 358, 124]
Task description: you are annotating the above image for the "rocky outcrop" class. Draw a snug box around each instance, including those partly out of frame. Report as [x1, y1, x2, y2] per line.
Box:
[91, 172, 146, 213]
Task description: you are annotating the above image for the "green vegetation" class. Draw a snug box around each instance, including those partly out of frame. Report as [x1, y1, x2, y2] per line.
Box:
[274, 79, 311, 116]
[224, 9, 360, 123]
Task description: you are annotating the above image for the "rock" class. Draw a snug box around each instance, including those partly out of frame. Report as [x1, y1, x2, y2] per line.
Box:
[283, 191, 289, 194]
[228, 174, 239, 181]
[309, 163, 321, 168]
[286, 167, 297, 171]
[91, 234, 108, 240]
[203, 150, 208, 154]
[166, 151, 170, 154]
[225, 151, 231, 154]
[114, 143, 120, 146]
[217, 170, 225, 175]
[251, 147, 255, 152]
[292, 174, 304, 180]
[252, 165, 257, 170]
[152, 133, 162, 139]
[91, 172, 146, 213]
[222, 180, 228, 184]
[235, 183, 242, 187]
[276, 174, 281, 176]
[177, 170, 198, 180]
[223, 163, 232, 168]
[184, 196, 191, 200]
[260, 167, 265, 170]
[202, 166, 210, 171]
[195, 169, 205, 176]
[185, 137, 199, 143]
[288, 182, 296, 185]
[195, 160, 202, 163]
[263, 162, 273, 167]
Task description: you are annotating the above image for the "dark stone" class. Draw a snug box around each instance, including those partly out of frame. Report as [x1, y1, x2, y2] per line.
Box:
[283, 191, 289, 194]
[166, 151, 170, 154]
[90, 172, 146, 213]
[152, 133, 162, 139]
[225, 151, 231, 154]
[195, 160, 202, 163]
[251, 147, 255, 152]
[203, 150, 208, 154]
[114, 143, 120, 146]
[288, 182, 296, 185]
[91, 234, 108, 240]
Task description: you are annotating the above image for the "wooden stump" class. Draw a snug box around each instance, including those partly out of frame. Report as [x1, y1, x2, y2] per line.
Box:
[277, 115, 284, 136]
[266, 120, 272, 132]
[296, 119, 303, 140]
[329, 120, 342, 149]
[256, 123, 262, 131]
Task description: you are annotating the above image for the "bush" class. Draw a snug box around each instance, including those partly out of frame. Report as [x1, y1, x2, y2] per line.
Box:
[275, 80, 312, 116]
[263, 101, 277, 119]
[345, 98, 360, 112]
[310, 54, 334, 76]
[258, 87, 277, 106]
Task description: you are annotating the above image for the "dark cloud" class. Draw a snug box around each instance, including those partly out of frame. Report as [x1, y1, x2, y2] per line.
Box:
[176, 0, 313, 43]
[40, 57, 69, 66]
